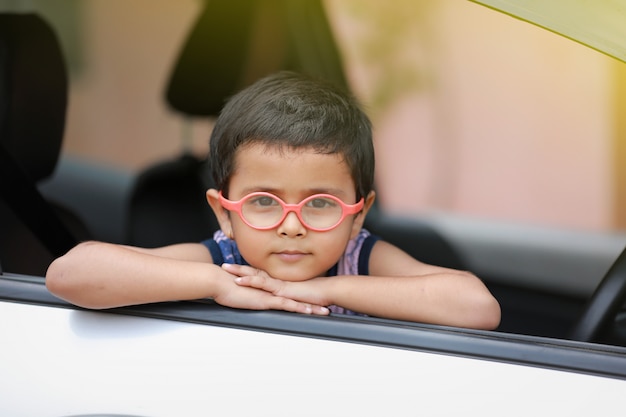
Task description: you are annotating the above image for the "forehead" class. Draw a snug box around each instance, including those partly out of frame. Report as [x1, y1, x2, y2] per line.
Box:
[229, 143, 355, 196]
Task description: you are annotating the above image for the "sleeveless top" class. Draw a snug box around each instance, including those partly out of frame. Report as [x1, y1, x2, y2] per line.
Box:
[201, 229, 379, 316]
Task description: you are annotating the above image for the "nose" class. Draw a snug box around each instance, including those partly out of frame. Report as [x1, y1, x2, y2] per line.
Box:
[277, 210, 307, 237]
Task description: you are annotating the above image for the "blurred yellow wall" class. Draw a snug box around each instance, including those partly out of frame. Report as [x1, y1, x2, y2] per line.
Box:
[327, 0, 621, 231]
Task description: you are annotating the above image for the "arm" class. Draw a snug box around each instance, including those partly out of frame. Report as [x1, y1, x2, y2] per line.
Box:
[229, 240, 501, 330]
[329, 240, 501, 329]
[45, 240, 329, 314]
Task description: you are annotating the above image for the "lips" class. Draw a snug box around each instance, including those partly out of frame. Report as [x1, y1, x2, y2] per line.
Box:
[274, 250, 309, 262]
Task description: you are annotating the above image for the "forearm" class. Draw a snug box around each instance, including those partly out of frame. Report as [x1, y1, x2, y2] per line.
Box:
[323, 272, 501, 330]
[46, 241, 221, 309]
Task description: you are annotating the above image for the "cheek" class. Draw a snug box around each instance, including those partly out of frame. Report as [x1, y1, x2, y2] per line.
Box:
[231, 222, 265, 247]
[230, 222, 274, 266]
[312, 224, 355, 261]
[319, 238, 351, 265]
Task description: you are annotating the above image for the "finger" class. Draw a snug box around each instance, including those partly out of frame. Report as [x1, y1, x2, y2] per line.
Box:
[270, 297, 329, 316]
[215, 285, 330, 315]
[221, 263, 260, 277]
[310, 305, 331, 315]
[234, 275, 283, 295]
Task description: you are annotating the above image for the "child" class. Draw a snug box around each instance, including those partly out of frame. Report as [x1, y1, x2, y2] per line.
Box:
[46, 71, 500, 329]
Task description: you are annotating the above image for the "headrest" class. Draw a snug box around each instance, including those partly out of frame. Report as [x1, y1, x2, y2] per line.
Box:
[165, 0, 348, 117]
[0, 13, 67, 182]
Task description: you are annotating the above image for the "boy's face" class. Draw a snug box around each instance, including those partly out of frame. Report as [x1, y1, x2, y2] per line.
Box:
[208, 143, 374, 282]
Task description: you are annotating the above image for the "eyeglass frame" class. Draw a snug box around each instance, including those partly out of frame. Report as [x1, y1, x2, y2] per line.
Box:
[218, 191, 365, 232]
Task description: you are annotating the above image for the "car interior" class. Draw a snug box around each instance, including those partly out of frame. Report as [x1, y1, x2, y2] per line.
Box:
[1, 4, 626, 349]
[0, 13, 90, 275]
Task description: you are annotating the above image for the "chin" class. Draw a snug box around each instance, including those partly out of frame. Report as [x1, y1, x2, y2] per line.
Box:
[269, 268, 324, 282]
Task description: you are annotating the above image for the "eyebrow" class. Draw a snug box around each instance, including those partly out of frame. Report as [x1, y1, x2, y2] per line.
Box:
[240, 186, 349, 199]
[308, 187, 349, 197]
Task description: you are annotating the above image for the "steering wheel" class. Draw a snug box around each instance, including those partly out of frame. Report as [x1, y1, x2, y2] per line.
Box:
[569, 246, 626, 342]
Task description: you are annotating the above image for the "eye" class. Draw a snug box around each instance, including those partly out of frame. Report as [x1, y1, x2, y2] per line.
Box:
[249, 195, 278, 207]
[306, 197, 337, 209]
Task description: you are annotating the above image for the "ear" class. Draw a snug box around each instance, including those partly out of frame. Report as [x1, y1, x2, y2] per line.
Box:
[350, 190, 376, 239]
[206, 188, 234, 238]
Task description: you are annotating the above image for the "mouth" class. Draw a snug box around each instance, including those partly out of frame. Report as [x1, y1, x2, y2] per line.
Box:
[274, 250, 309, 262]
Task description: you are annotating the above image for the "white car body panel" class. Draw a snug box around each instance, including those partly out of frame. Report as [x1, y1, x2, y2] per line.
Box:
[1, 301, 624, 417]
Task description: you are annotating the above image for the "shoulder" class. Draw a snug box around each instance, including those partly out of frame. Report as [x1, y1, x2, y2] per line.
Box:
[336, 229, 379, 275]
[346, 228, 375, 255]
[201, 230, 248, 266]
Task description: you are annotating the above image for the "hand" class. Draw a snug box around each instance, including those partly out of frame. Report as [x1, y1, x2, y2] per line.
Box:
[215, 264, 329, 315]
[223, 263, 331, 310]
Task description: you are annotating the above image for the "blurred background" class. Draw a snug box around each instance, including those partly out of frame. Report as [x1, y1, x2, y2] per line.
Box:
[3, 0, 625, 232]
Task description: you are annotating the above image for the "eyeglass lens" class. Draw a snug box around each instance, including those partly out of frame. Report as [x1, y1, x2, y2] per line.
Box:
[240, 194, 344, 229]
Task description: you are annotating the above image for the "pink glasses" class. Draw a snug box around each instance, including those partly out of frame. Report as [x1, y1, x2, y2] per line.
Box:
[219, 191, 364, 232]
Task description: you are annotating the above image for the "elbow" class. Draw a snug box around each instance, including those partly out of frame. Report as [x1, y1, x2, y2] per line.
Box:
[471, 295, 501, 330]
[45, 249, 75, 301]
[467, 277, 501, 330]
[45, 241, 97, 307]
[453, 272, 501, 331]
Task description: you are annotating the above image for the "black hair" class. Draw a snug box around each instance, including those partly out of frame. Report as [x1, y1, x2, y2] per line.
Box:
[209, 71, 374, 199]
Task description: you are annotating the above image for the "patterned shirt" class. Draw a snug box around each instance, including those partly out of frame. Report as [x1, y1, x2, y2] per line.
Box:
[201, 228, 379, 316]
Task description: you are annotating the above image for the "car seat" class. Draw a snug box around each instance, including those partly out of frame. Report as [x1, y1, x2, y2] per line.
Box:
[363, 205, 465, 269]
[0, 13, 90, 275]
[126, 0, 349, 247]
